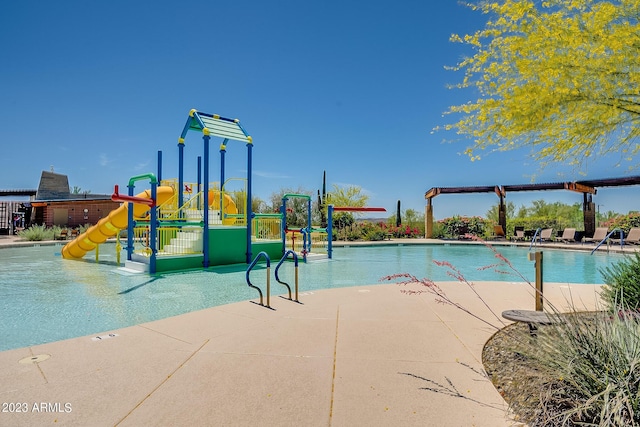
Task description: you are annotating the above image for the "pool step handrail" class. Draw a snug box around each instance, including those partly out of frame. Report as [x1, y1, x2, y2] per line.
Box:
[246, 251, 271, 308]
[275, 250, 299, 302]
[529, 228, 542, 250]
[591, 228, 624, 255]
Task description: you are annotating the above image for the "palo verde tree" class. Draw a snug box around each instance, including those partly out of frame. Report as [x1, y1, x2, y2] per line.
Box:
[442, 0, 640, 168]
[327, 184, 369, 229]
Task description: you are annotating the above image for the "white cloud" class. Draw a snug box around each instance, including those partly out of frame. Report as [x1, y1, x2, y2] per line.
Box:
[134, 161, 150, 171]
[99, 153, 111, 166]
[251, 170, 291, 179]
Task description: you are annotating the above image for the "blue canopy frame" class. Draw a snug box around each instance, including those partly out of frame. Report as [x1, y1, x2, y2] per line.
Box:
[178, 109, 253, 266]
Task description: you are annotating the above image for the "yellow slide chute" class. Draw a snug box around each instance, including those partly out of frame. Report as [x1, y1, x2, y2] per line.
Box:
[61, 186, 174, 260]
[208, 190, 238, 225]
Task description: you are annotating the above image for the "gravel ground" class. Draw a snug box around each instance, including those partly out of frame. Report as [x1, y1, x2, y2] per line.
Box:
[483, 322, 572, 427]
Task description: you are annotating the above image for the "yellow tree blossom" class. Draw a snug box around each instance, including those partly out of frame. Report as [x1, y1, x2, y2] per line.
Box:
[443, 0, 640, 168]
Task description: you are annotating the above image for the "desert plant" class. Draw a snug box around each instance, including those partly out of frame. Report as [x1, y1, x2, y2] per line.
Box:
[600, 252, 640, 311]
[17, 224, 55, 241]
[529, 310, 640, 426]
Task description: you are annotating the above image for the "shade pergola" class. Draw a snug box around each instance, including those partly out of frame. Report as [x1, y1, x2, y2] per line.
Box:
[424, 176, 640, 238]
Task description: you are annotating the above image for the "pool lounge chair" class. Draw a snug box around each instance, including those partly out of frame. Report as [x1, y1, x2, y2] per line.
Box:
[626, 228, 640, 244]
[511, 226, 526, 241]
[493, 225, 506, 240]
[583, 227, 608, 244]
[559, 228, 577, 243]
[539, 228, 554, 242]
[612, 227, 640, 245]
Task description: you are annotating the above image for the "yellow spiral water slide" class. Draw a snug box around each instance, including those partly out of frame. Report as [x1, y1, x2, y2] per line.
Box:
[61, 186, 174, 259]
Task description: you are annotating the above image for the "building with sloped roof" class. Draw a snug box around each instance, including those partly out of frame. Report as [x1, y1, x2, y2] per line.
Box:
[1, 171, 119, 234]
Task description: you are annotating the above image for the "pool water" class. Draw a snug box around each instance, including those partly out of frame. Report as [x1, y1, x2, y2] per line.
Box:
[0, 243, 624, 351]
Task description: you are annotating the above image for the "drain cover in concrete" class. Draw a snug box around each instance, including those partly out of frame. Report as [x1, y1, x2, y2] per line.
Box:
[19, 354, 51, 364]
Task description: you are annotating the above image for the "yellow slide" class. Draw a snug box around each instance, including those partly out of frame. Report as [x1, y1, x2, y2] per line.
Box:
[208, 190, 238, 225]
[61, 186, 174, 259]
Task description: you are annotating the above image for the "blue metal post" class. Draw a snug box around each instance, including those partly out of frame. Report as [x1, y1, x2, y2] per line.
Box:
[306, 197, 312, 252]
[220, 139, 227, 214]
[149, 182, 157, 274]
[246, 139, 253, 263]
[178, 139, 185, 211]
[157, 150, 163, 182]
[203, 133, 210, 268]
[327, 205, 333, 259]
[126, 183, 135, 261]
[197, 156, 202, 210]
[281, 198, 287, 254]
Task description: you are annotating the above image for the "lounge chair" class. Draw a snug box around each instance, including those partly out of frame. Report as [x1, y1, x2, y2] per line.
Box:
[510, 226, 526, 242]
[612, 227, 640, 245]
[583, 227, 609, 244]
[626, 228, 640, 245]
[559, 228, 576, 243]
[493, 225, 506, 240]
[56, 229, 68, 240]
[539, 228, 554, 242]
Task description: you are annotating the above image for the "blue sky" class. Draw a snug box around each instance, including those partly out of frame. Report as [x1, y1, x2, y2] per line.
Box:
[1, 1, 637, 219]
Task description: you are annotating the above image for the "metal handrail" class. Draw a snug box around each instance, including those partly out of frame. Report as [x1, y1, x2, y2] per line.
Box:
[529, 228, 542, 250]
[160, 190, 205, 221]
[246, 251, 271, 307]
[591, 228, 624, 255]
[275, 250, 299, 302]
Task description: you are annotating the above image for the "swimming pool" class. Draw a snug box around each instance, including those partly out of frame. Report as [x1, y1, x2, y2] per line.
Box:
[0, 243, 624, 351]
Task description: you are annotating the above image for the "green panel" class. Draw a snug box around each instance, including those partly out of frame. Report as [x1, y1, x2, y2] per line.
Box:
[155, 255, 204, 272]
[252, 241, 283, 261]
[209, 227, 247, 265]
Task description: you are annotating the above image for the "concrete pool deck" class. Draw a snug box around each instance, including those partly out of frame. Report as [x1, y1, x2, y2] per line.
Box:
[0, 235, 632, 426]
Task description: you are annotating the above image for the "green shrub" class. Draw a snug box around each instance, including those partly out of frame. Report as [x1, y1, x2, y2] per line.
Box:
[17, 224, 55, 241]
[600, 252, 640, 311]
[438, 216, 487, 238]
[509, 216, 567, 234]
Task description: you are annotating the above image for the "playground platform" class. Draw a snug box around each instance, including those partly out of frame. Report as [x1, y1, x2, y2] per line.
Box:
[0, 236, 605, 426]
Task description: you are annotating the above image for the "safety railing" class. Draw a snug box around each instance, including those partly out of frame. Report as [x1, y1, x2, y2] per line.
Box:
[220, 178, 247, 226]
[160, 189, 206, 222]
[252, 214, 282, 240]
[130, 225, 153, 257]
[591, 228, 624, 254]
[310, 229, 329, 249]
[285, 227, 329, 259]
[275, 250, 299, 302]
[130, 222, 204, 257]
[246, 251, 271, 308]
[157, 225, 203, 255]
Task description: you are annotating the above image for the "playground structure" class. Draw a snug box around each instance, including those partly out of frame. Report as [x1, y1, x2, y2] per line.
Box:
[61, 109, 333, 274]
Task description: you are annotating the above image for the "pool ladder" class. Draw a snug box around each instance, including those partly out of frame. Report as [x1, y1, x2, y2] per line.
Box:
[590, 228, 624, 254]
[246, 250, 301, 309]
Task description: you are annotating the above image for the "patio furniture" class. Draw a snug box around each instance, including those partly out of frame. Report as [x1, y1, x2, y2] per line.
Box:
[583, 227, 608, 244]
[559, 228, 576, 243]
